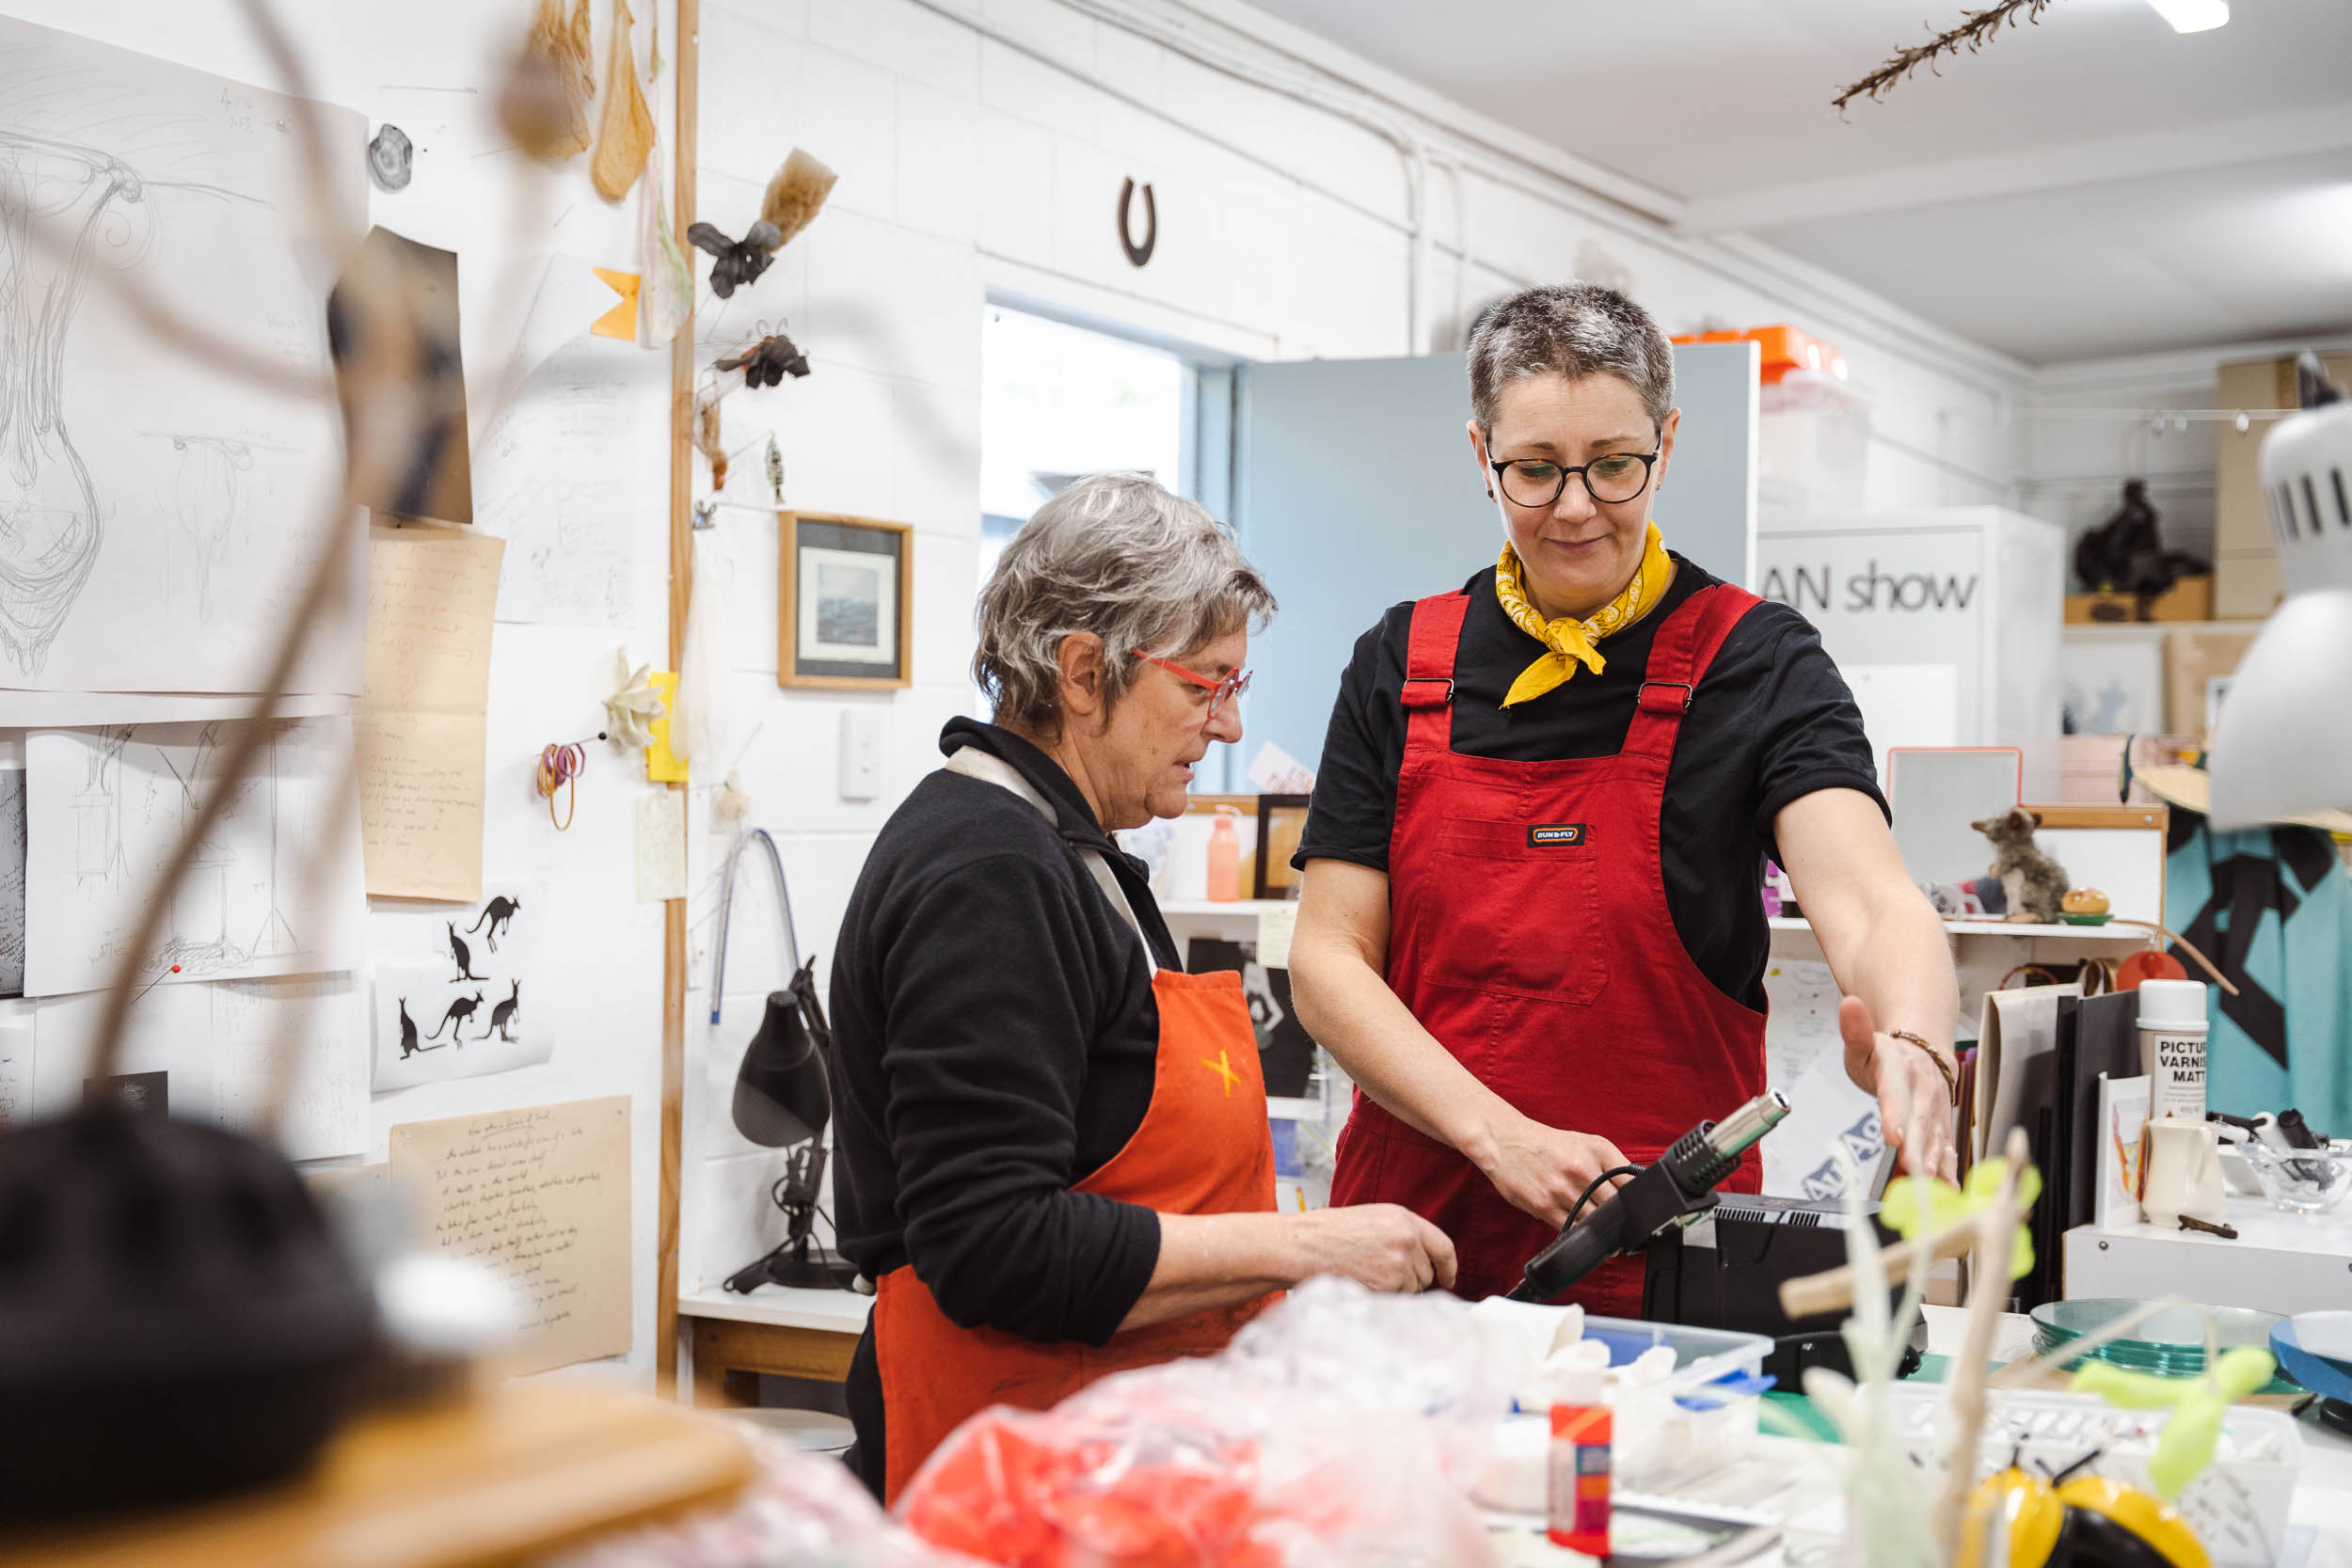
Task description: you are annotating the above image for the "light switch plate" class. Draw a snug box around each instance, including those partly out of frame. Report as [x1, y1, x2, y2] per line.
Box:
[840, 708, 882, 801]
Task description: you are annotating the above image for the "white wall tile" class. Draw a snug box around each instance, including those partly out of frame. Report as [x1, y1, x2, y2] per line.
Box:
[896, 82, 983, 244]
[895, 382, 982, 541]
[793, 42, 900, 223]
[980, 35, 1097, 140]
[698, 8, 811, 187]
[809, 0, 978, 99]
[1090, 21, 1165, 108]
[801, 213, 983, 392]
[979, 0, 1096, 61]
[976, 109, 1057, 267]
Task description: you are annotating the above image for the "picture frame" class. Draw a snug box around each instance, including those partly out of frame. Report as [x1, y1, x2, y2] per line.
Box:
[1252, 794, 1311, 902]
[778, 512, 912, 689]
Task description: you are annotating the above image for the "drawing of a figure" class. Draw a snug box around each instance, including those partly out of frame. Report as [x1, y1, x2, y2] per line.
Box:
[446, 922, 484, 982]
[71, 728, 131, 885]
[164, 435, 254, 619]
[429, 992, 481, 1043]
[468, 895, 519, 953]
[0, 134, 151, 673]
[395, 997, 444, 1058]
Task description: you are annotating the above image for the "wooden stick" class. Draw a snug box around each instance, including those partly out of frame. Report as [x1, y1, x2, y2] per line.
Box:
[655, 0, 699, 1402]
[1931, 1126, 2029, 1567]
[1778, 1212, 1982, 1321]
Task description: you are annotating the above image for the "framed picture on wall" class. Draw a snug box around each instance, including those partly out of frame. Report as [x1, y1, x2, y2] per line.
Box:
[1252, 794, 1311, 901]
[779, 512, 912, 689]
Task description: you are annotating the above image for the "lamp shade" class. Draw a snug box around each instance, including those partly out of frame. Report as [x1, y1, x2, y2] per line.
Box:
[2207, 384, 2352, 830]
[730, 990, 831, 1148]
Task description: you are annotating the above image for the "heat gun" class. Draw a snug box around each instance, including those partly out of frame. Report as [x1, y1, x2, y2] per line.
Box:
[1507, 1090, 1791, 1304]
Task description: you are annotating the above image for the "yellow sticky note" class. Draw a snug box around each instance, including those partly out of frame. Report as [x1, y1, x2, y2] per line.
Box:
[644, 670, 687, 782]
[591, 267, 640, 341]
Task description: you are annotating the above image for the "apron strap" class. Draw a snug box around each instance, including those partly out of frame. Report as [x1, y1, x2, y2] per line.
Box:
[943, 746, 1158, 974]
[1620, 584, 1765, 763]
[1400, 591, 1472, 759]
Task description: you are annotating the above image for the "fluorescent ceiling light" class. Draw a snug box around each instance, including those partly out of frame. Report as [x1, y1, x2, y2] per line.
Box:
[2145, 0, 2229, 33]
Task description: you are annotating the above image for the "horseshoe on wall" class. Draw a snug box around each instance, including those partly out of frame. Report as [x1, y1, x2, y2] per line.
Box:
[1118, 176, 1156, 267]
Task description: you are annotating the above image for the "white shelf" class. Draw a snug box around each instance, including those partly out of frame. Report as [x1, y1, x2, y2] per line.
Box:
[1158, 898, 1293, 918]
[677, 1283, 872, 1333]
[1770, 915, 2152, 942]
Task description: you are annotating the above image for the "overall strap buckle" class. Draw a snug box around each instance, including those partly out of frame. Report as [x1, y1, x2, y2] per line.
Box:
[1636, 680, 1693, 716]
[1401, 677, 1454, 712]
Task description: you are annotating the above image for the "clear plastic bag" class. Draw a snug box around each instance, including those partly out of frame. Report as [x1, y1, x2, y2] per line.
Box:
[539, 1428, 977, 1568]
[897, 1278, 1509, 1568]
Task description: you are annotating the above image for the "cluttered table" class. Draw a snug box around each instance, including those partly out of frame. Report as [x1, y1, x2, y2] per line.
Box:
[1492, 1305, 2352, 1567]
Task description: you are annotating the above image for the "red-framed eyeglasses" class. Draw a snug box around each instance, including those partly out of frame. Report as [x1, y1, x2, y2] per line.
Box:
[1131, 649, 1250, 720]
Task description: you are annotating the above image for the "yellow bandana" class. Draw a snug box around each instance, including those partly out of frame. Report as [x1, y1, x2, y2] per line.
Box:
[1495, 522, 1674, 707]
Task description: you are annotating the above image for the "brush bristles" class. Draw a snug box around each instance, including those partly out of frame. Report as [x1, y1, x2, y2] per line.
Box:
[759, 149, 838, 251]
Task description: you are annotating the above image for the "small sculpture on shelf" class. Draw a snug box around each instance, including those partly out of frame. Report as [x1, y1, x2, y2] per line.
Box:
[1970, 807, 2071, 925]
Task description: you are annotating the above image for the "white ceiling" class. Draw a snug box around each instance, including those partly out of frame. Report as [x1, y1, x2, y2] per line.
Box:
[1246, 0, 2352, 365]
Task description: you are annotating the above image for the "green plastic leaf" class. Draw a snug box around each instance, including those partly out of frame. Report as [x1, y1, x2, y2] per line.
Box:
[2071, 1348, 2276, 1500]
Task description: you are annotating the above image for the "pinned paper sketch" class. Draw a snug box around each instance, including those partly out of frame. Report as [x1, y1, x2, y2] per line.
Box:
[0, 768, 24, 996]
[473, 335, 642, 627]
[0, 16, 366, 694]
[27, 978, 365, 1160]
[373, 879, 550, 1091]
[23, 717, 367, 997]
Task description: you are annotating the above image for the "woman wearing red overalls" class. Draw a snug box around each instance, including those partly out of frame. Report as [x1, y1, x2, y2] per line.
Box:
[1290, 285, 1962, 1314]
[826, 474, 1454, 1503]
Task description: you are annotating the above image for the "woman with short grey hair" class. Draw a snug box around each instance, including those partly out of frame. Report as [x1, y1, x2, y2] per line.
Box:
[825, 471, 1454, 1502]
[1289, 283, 1963, 1312]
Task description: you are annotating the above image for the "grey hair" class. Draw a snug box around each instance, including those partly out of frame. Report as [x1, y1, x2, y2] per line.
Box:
[1467, 283, 1675, 433]
[973, 473, 1275, 734]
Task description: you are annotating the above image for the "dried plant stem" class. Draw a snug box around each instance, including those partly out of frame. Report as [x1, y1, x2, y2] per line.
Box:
[1930, 1125, 2030, 1565]
[1834, 0, 2058, 114]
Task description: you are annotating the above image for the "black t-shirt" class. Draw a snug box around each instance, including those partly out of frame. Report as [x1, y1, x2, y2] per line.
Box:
[1295, 555, 1884, 1010]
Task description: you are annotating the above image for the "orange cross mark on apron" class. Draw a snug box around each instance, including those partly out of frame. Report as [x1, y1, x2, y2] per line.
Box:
[875, 966, 1277, 1504]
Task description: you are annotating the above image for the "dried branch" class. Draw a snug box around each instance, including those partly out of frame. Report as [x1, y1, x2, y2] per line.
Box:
[1834, 0, 2058, 115]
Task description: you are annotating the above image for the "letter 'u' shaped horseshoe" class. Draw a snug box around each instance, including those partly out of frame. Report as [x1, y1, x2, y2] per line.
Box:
[1118, 176, 1156, 267]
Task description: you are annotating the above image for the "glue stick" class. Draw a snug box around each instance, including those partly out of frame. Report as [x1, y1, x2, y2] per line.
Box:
[1547, 1365, 1611, 1557]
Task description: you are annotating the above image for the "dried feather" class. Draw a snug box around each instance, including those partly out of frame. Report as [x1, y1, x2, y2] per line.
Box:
[1833, 0, 2057, 115]
[694, 386, 726, 490]
[502, 0, 596, 162]
[758, 150, 838, 250]
[590, 0, 655, 199]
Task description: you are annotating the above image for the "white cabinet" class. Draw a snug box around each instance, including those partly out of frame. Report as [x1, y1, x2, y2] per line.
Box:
[1757, 508, 2065, 793]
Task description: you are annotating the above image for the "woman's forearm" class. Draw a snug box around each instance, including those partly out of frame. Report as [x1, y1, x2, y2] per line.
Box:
[1119, 1203, 1457, 1330]
[1825, 892, 1958, 1056]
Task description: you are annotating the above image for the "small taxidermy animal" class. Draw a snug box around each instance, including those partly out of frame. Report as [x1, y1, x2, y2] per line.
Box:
[715, 332, 810, 388]
[758, 149, 837, 249]
[1970, 807, 2071, 926]
[685, 220, 779, 297]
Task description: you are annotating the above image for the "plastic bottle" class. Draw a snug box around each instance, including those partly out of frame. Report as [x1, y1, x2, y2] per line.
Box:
[1206, 807, 1241, 903]
[1548, 1365, 1611, 1557]
[2137, 978, 2208, 1124]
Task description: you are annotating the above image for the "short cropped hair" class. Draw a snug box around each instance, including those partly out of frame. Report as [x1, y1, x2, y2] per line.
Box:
[973, 473, 1275, 734]
[1467, 283, 1675, 433]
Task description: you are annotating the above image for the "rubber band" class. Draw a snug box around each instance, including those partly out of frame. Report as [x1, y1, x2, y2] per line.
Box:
[535, 733, 601, 832]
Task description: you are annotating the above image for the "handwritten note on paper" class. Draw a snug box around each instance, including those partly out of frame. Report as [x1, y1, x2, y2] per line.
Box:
[390, 1096, 631, 1376]
[635, 790, 686, 902]
[355, 523, 505, 901]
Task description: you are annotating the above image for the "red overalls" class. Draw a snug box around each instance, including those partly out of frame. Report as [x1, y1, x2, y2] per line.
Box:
[1327, 582, 1770, 1315]
[876, 967, 1278, 1504]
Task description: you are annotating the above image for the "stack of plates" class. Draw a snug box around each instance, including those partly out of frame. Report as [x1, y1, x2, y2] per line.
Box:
[2029, 1298, 2282, 1375]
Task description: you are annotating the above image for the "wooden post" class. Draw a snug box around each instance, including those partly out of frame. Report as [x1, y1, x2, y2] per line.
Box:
[657, 0, 698, 1401]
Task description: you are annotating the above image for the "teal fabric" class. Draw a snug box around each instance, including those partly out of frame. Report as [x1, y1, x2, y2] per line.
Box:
[2166, 823, 2352, 1133]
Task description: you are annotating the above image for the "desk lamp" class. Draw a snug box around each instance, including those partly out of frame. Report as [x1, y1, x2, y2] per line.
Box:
[723, 958, 857, 1292]
[710, 828, 857, 1293]
[2208, 356, 2352, 829]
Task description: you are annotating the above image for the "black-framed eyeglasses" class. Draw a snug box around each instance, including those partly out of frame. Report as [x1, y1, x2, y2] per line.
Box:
[1490, 444, 1661, 508]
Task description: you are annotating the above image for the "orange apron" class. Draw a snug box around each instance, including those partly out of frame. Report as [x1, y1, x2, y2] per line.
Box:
[875, 963, 1278, 1504]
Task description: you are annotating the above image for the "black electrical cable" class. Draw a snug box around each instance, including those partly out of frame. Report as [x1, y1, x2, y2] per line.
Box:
[1558, 1164, 1644, 1242]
